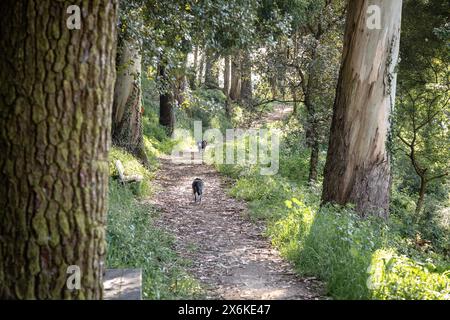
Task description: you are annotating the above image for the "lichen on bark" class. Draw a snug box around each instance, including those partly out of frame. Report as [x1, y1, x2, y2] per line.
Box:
[0, 0, 118, 299]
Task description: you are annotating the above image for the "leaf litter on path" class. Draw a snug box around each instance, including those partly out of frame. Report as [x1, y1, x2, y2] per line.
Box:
[149, 154, 327, 300]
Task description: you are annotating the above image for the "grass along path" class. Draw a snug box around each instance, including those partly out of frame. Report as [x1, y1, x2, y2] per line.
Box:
[149, 146, 325, 299]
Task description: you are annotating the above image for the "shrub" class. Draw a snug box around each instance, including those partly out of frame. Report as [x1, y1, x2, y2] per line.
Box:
[368, 249, 450, 300]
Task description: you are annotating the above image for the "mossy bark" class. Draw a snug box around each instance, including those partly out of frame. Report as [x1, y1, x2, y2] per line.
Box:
[0, 0, 118, 299]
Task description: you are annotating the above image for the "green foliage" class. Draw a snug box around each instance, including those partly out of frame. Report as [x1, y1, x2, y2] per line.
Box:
[109, 146, 155, 197]
[270, 201, 387, 299]
[107, 181, 203, 299]
[215, 132, 450, 300]
[176, 88, 234, 133]
[368, 249, 450, 300]
[390, 187, 450, 255]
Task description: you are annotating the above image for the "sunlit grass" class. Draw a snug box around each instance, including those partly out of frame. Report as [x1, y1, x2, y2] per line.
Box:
[215, 135, 450, 300]
[107, 180, 203, 299]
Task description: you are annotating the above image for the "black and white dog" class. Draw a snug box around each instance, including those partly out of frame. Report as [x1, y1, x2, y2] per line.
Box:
[192, 178, 204, 204]
[197, 140, 207, 153]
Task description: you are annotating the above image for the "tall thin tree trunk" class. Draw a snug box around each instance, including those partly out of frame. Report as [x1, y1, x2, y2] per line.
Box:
[309, 139, 320, 183]
[190, 46, 198, 90]
[303, 58, 320, 183]
[112, 37, 149, 166]
[174, 54, 188, 107]
[223, 56, 231, 96]
[240, 51, 253, 106]
[321, 0, 403, 218]
[0, 0, 118, 299]
[229, 53, 242, 101]
[158, 64, 175, 135]
[291, 86, 298, 115]
[198, 48, 205, 85]
[204, 51, 219, 89]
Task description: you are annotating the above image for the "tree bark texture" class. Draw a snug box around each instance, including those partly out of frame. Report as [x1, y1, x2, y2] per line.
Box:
[321, 0, 402, 218]
[112, 37, 149, 166]
[0, 0, 118, 298]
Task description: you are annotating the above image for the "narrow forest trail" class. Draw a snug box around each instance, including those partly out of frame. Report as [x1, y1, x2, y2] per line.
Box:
[150, 104, 325, 300]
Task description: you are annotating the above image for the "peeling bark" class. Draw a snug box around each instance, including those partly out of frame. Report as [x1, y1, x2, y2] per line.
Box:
[321, 0, 403, 218]
[112, 37, 149, 167]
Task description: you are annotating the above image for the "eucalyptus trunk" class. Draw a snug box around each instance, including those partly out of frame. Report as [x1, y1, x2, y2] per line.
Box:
[0, 0, 118, 299]
[322, 0, 402, 218]
[112, 37, 149, 166]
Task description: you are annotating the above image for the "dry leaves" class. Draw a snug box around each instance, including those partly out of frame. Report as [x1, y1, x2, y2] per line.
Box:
[150, 153, 326, 300]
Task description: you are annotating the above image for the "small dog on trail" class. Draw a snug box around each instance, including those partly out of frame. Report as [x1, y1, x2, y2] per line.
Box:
[197, 140, 207, 153]
[192, 178, 204, 204]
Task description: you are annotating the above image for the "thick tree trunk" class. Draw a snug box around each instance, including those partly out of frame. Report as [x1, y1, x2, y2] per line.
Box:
[240, 51, 253, 106]
[159, 64, 174, 135]
[229, 53, 242, 101]
[112, 37, 149, 166]
[223, 56, 231, 96]
[0, 0, 118, 299]
[204, 51, 219, 89]
[321, 0, 402, 218]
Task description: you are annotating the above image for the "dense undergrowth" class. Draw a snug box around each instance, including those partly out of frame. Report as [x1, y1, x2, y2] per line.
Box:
[213, 118, 450, 300]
